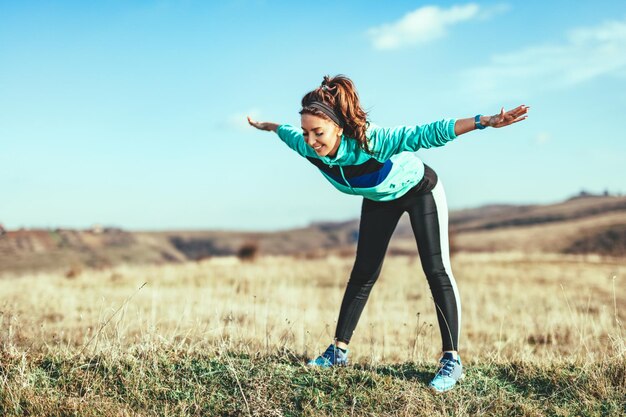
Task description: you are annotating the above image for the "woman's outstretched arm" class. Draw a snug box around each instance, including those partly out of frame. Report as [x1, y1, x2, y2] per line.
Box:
[454, 105, 529, 136]
[247, 116, 279, 132]
[247, 116, 316, 158]
[369, 104, 530, 160]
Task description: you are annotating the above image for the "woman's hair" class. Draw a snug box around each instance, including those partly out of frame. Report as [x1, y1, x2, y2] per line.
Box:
[300, 74, 371, 154]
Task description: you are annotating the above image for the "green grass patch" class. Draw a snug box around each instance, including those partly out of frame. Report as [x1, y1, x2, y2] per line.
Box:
[0, 348, 624, 416]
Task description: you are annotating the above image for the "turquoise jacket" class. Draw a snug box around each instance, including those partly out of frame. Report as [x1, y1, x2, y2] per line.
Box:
[276, 119, 457, 201]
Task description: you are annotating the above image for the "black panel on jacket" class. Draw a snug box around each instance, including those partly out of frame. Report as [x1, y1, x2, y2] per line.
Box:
[305, 156, 385, 179]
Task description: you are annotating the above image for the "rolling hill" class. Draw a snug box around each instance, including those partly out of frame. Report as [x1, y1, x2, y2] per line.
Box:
[1, 194, 624, 275]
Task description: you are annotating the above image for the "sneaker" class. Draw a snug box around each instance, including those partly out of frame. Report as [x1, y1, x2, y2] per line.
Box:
[307, 344, 349, 367]
[428, 352, 464, 393]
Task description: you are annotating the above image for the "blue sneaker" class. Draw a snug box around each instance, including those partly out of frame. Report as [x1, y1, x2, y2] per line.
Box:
[307, 344, 349, 367]
[429, 352, 464, 393]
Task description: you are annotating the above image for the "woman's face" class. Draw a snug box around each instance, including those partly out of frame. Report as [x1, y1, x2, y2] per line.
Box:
[301, 113, 343, 158]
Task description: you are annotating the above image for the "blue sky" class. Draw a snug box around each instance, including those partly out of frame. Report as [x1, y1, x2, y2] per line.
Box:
[1, 0, 625, 231]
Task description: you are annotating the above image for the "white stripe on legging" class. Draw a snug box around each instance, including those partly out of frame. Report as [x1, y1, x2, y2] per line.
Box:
[431, 180, 462, 350]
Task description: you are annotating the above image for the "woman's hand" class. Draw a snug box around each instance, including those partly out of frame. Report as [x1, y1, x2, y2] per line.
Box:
[247, 116, 279, 132]
[483, 105, 529, 128]
[454, 105, 530, 136]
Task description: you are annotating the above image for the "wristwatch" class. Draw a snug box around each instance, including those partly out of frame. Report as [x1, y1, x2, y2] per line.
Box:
[474, 114, 487, 130]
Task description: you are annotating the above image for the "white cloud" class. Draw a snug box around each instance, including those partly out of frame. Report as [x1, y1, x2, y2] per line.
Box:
[463, 17, 626, 103]
[220, 108, 262, 132]
[367, 3, 506, 50]
[536, 132, 551, 145]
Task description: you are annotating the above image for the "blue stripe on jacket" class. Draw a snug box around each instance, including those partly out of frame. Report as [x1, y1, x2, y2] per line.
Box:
[323, 159, 393, 188]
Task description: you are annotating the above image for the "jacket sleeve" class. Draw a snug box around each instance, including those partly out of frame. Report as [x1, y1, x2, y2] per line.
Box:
[367, 119, 457, 161]
[276, 124, 316, 158]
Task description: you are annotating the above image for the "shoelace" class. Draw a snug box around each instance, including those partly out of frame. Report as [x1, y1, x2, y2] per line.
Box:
[436, 358, 457, 377]
[322, 345, 337, 361]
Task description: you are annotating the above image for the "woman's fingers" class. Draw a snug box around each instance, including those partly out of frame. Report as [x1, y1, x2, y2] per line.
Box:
[247, 116, 263, 129]
[507, 105, 529, 118]
[497, 105, 529, 125]
[508, 115, 528, 125]
[247, 116, 274, 131]
[491, 104, 529, 127]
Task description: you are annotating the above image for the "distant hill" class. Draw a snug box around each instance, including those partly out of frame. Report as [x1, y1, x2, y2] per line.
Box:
[1, 195, 625, 275]
[445, 195, 626, 255]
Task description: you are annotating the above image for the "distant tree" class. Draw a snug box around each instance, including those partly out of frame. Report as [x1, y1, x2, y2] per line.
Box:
[65, 265, 82, 279]
[237, 241, 259, 262]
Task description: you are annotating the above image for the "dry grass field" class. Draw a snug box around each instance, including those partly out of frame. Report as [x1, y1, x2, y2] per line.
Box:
[1, 253, 623, 363]
[0, 252, 624, 416]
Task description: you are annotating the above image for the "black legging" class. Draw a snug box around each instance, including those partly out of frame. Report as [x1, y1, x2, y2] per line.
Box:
[334, 181, 461, 352]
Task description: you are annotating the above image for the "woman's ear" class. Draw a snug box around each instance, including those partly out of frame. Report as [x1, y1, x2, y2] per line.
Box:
[337, 127, 344, 137]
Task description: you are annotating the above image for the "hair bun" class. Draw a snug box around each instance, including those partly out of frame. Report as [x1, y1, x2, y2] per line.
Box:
[322, 75, 332, 86]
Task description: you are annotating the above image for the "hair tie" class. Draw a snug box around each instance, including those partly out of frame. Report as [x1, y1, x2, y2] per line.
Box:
[321, 84, 337, 94]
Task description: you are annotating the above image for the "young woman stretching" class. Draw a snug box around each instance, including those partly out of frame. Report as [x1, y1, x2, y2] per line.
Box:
[248, 74, 528, 392]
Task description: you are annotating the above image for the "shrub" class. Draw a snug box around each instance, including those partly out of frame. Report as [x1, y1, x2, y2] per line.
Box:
[237, 241, 259, 262]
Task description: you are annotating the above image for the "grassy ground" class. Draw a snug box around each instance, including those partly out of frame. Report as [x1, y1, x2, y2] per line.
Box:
[0, 253, 624, 415]
[1, 347, 624, 416]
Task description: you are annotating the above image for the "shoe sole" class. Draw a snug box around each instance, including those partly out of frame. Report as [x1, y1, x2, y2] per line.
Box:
[306, 362, 348, 368]
[429, 372, 465, 394]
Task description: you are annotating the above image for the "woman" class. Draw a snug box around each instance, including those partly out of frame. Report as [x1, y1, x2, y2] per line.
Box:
[248, 74, 528, 392]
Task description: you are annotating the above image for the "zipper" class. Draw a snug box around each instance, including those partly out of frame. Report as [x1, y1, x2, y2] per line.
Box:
[338, 166, 355, 193]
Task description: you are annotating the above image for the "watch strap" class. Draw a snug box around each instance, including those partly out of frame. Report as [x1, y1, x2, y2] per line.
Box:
[475, 114, 486, 130]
